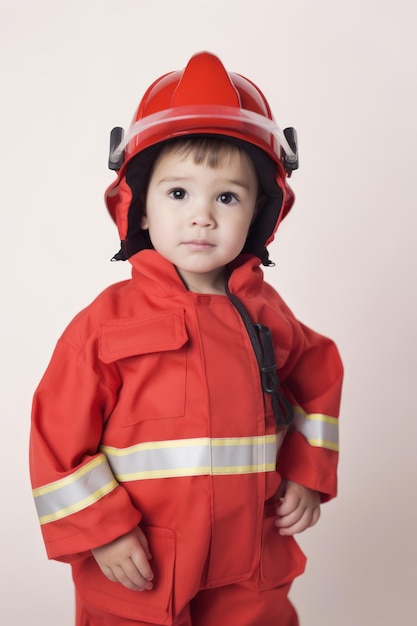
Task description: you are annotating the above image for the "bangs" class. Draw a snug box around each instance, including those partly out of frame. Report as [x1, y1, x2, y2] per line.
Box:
[160, 136, 244, 169]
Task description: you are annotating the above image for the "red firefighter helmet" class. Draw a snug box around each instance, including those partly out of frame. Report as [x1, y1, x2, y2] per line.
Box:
[105, 51, 298, 262]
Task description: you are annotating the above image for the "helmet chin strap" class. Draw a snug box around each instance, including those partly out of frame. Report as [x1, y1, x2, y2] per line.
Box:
[226, 286, 294, 428]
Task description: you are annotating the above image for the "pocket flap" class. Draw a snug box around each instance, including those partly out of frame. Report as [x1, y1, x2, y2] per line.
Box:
[99, 310, 188, 363]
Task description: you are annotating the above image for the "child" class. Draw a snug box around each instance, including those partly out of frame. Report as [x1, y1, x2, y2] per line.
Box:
[30, 51, 343, 626]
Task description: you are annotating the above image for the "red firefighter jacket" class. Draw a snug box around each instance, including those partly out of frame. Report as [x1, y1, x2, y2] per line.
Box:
[30, 249, 343, 623]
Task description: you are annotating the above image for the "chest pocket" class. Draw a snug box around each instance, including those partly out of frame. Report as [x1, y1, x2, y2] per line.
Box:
[99, 310, 188, 423]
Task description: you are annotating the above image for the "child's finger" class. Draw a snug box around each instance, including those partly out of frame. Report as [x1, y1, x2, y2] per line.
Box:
[276, 505, 320, 535]
[275, 493, 300, 517]
[276, 507, 311, 535]
[275, 504, 303, 529]
[135, 526, 153, 561]
[114, 561, 152, 592]
[131, 545, 154, 583]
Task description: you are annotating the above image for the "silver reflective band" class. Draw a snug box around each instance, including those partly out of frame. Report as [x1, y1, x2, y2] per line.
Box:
[110, 105, 296, 161]
[101, 434, 283, 482]
[293, 407, 339, 451]
[32, 455, 118, 525]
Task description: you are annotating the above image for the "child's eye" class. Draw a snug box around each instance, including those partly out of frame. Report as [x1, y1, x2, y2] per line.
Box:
[168, 188, 187, 200]
[218, 192, 238, 205]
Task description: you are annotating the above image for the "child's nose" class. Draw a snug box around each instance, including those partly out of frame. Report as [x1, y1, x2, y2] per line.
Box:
[189, 202, 216, 228]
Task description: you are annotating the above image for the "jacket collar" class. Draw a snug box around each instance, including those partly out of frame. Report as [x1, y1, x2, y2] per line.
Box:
[129, 250, 265, 300]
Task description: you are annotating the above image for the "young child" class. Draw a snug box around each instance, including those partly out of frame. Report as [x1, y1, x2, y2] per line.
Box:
[30, 51, 343, 626]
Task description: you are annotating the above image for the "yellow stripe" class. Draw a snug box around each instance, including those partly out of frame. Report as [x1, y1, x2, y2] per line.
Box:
[211, 435, 277, 447]
[32, 456, 108, 497]
[307, 439, 339, 451]
[115, 467, 212, 481]
[101, 437, 210, 456]
[38, 479, 118, 524]
[293, 406, 338, 424]
[212, 463, 277, 475]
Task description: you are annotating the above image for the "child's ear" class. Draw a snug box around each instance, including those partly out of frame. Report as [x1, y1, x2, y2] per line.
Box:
[140, 196, 148, 229]
[141, 213, 149, 229]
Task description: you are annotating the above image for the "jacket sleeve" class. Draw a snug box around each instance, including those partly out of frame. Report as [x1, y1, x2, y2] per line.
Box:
[263, 285, 343, 501]
[29, 324, 142, 562]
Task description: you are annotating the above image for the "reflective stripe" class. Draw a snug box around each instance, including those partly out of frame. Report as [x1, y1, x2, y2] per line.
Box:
[33, 435, 284, 525]
[33, 455, 118, 525]
[101, 434, 282, 482]
[293, 406, 339, 451]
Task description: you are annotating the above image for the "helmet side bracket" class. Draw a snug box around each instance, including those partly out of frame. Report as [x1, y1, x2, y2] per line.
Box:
[108, 127, 125, 171]
[283, 127, 299, 173]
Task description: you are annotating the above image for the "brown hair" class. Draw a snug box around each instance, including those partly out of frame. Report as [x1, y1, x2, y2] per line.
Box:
[157, 135, 254, 170]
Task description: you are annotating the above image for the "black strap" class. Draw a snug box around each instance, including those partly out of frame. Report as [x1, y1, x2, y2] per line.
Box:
[227, 290, 294, 427]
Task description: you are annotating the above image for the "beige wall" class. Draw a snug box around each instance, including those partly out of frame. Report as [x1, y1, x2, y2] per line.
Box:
[2, 0, 415, 624]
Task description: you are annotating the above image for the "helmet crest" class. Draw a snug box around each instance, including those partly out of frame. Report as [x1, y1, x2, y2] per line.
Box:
[172, 52, 241, 107]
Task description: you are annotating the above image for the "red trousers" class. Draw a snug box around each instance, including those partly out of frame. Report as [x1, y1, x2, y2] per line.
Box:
[76, 581, 298, 626]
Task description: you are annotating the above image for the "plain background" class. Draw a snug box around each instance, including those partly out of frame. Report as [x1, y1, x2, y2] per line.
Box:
[1, 1, 416, 624]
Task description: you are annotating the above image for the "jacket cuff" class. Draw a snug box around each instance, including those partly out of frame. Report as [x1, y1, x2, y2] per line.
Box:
[277, 431, 338, 501]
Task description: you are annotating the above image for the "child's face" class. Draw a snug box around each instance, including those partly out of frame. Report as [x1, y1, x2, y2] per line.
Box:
[142, 146, 258, 294]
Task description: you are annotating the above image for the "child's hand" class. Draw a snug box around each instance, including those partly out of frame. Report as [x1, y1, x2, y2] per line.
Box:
[92, 526, 154, 591]
[275, 480, 321, 536]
